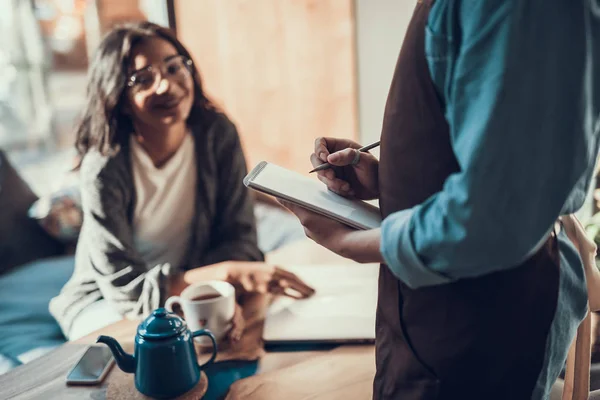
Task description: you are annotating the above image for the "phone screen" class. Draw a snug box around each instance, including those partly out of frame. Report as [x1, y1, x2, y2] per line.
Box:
[67, 345, 114, 384]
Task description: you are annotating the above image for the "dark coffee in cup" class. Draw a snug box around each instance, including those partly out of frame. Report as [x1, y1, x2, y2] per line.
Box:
[165, 281, 236, 343]
[190, 293, 222, 302]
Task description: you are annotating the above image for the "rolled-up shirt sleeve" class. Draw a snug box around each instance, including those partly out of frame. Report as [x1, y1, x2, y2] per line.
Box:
[381, 0, 589, 288]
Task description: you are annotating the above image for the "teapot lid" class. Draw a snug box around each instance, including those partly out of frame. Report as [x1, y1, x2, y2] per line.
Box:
[138, 308, 186, 340]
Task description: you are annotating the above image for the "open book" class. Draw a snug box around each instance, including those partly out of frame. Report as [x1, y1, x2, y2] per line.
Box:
[244, 161, 381, 230]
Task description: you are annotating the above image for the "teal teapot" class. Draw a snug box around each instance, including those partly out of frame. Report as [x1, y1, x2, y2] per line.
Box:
[97, 308, 217, 399]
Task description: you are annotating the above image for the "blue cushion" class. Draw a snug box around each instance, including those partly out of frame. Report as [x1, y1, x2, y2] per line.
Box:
[0, 256, 74, 358]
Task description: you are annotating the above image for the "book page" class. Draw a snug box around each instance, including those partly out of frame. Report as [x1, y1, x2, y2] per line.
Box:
[245, 162, 381, 230]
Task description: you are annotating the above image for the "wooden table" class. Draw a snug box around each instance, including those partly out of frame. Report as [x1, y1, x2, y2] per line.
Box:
[0, 240, 376, 400]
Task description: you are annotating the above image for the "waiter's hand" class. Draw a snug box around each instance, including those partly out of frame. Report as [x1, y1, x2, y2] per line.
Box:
[279, 200, 385, 264]
[313, 137, 379, 200]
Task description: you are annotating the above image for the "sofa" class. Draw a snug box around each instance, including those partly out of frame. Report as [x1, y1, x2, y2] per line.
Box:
[0, 149, 305, 375]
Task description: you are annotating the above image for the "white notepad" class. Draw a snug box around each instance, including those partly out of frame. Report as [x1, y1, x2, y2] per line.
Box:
[244, 161, 381, 230]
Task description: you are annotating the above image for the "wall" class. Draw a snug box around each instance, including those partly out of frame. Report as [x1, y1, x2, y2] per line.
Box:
[174, 0, 358, 173]
[174, 0, 415, 169]
[354, 0, 414, 147]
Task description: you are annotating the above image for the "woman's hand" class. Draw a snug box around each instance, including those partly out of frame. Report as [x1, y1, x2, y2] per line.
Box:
[224, 262, 315, 299]
[178, 261, 315, 299]
[224, 263, 315, 341]
[174, 261, 314, 343]
[312, 137, 379, 200]
[227, 303, 245, 343]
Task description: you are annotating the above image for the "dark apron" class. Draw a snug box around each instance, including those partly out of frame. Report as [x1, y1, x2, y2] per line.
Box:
[374, 1, 560, 399]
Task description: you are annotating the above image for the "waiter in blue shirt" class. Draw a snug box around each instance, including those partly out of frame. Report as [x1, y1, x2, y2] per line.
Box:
[281, 1, 600, 399]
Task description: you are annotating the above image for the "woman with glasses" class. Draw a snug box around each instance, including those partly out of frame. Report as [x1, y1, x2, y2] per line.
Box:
[50, 22, 313, 341]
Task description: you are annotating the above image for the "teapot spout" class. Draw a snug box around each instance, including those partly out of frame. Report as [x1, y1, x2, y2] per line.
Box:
[97, 335, 136, 373]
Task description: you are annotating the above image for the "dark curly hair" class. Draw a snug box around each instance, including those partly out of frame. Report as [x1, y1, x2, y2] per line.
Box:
[74, 21, 218, 160]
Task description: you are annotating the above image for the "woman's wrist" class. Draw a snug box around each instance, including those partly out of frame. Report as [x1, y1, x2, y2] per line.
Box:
[184, 263, 230, 286]
[167, 263, 233, 297]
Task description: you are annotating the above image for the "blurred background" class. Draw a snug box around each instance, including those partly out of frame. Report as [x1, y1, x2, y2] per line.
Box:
[1, 0, 597, 217]
[0, 0, 416, 186]
[2, 0, 166, 173]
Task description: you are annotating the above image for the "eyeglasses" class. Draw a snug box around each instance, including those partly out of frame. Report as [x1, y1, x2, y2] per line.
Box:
[127, 55, 193, 94]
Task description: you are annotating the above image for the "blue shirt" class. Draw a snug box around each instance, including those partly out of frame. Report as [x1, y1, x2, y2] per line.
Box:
[380, 1, 600, 398]
[381, 0, 600, 289]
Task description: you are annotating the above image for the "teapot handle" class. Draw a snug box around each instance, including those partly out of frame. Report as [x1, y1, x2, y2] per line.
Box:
[192, 330, 218, 368]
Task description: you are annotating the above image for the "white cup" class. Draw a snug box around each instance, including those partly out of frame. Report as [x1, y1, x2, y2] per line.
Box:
[165, 281, 236, 344]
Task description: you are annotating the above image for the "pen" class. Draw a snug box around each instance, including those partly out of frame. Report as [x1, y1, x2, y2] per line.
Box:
[309, 140, 381, 173]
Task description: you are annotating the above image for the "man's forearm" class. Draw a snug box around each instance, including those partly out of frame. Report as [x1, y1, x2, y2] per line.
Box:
[340, 228, 385, 264]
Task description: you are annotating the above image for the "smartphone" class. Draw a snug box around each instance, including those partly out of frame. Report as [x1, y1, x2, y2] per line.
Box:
[66, 345, 115, 385]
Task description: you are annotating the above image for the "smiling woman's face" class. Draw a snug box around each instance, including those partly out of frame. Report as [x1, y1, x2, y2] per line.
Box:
[126, 37, 194, 130]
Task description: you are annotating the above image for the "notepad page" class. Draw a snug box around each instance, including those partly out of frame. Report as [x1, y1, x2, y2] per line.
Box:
[245, 162, 381, 230]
